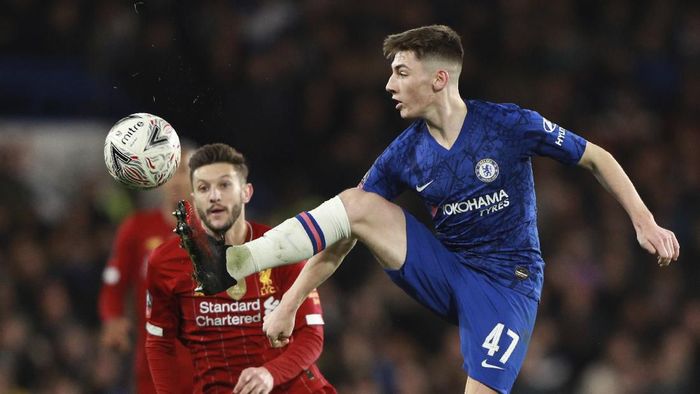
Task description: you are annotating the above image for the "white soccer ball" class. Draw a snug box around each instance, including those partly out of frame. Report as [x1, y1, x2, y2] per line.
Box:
[104, 113, 181, 189]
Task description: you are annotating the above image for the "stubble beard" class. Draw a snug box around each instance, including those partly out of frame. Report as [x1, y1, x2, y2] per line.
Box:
[196, 204, 242, 237]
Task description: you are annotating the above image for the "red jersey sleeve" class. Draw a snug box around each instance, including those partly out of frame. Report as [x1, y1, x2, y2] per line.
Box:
[145, 244, 182, 393]
[98, 215, 142, 321]
[263, 261, 327, 385]
[263, 325, 324, 386]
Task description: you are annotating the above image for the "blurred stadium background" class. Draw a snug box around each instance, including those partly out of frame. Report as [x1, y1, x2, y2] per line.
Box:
[1, 0, 699, 393]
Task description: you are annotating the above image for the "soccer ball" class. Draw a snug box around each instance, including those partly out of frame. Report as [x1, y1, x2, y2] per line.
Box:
[104, 113, 181, 189]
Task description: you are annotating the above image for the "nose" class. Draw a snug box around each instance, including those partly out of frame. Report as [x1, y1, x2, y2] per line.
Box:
[208, 187, 221, 202]
[385, 74, 396, 94]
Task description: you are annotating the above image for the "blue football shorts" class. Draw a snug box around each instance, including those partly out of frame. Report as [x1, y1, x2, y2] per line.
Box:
[385, 210, 538, 394]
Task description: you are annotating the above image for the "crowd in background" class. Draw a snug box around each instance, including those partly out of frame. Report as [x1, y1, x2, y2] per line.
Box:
[1, 0, 699, 392]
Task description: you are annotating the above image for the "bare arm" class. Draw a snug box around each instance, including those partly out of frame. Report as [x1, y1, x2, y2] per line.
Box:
[285, 237, 357, 308]
[577, 142, 679, 265]
[263, 237, 357, 346]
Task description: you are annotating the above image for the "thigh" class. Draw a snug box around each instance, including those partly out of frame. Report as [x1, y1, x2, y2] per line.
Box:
[454, 269, 538, 394]
[383, 209, 459, 321]
[465, 377, 498, 394]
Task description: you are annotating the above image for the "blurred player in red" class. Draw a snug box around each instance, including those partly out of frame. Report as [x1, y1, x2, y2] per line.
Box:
[99, 148, 195, 394]
[145, 143, 336, 394]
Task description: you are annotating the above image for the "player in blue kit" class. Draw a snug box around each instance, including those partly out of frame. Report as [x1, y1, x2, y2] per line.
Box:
[221, 25, 680, 393]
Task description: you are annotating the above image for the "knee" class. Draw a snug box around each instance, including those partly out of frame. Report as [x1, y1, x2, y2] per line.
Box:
[338, 188, 381, 225]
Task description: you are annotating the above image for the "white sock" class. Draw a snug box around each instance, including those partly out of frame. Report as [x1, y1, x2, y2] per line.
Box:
[227, 196, 351, 280]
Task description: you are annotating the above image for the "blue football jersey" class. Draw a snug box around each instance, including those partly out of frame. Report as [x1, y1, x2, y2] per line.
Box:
[360, 100, 587, 299]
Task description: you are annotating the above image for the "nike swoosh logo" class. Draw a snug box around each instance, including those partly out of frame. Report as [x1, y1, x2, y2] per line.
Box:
[416, 180, 434, 192]
[481, 359, 504, 370]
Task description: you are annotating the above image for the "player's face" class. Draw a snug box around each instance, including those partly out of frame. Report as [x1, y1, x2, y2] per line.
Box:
[191, 163, 251, 234]
[385, 51, 436, 119]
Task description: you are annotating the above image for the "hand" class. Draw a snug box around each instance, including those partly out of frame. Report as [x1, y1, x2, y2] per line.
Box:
[233, 367, 274, 394]
[100, 317, 131, 352]
[635, 220, 680, 267]
[262, 300, 295, 348]
[173, 200, 237, 295]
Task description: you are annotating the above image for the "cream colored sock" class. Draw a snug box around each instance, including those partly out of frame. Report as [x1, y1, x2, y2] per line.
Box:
[226, 196, 351, 280]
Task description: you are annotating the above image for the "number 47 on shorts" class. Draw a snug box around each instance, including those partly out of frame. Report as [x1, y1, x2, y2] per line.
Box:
[481, 323, 520, 369]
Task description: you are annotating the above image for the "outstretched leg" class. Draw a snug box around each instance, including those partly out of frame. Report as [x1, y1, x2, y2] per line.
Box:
[226, 188, 407, 280]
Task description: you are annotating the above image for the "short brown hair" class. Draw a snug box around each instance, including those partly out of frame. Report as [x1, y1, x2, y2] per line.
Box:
[383, 25, 464, 65]
[188, 143, 249, 182]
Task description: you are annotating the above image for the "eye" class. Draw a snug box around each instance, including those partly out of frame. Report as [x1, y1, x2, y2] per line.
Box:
[197, 184, 208, 193]
[220, 181, 231, 189]
[394, 67, 408, 77]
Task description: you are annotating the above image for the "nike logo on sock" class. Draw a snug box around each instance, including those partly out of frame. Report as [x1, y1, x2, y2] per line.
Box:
[416, 180, 434, 192]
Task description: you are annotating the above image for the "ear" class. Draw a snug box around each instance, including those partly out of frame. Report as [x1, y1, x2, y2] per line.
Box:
[433, 69, 449, 92]
[242, 183, 254, 203]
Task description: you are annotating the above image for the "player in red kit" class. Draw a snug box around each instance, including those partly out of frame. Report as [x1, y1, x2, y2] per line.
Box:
[145, 143, 336, 394]
[99, 150, 194, 394]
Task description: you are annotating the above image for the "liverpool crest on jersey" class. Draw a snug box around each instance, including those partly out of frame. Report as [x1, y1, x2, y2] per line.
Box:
[259, 269, 277, 296]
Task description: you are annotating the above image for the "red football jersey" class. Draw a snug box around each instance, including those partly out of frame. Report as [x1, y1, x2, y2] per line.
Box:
[146, 221, 335, 394]
[99, 210, 193, 394]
